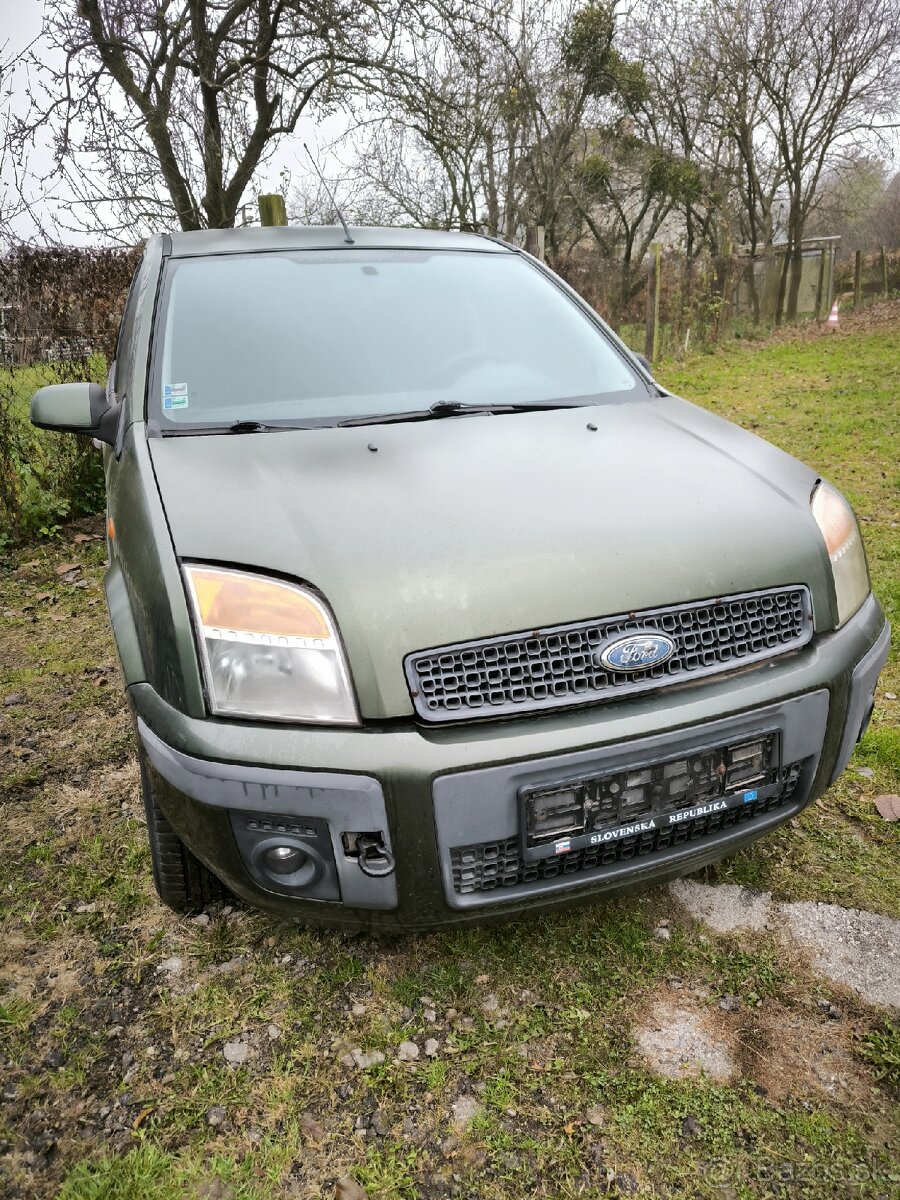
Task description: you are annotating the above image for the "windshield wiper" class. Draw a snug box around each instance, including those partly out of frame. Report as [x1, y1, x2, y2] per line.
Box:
[161, 420, 314, 436]
[227, 420, 283, 433]
[337, 400, 585, 428]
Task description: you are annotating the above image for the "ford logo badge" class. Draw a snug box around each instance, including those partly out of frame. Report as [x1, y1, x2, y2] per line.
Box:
[597, 632, 676, 672]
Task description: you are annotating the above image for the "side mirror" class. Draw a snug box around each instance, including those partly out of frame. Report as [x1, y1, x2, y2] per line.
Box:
[30, 382, 120, 446]
[634, 352, 654, 376]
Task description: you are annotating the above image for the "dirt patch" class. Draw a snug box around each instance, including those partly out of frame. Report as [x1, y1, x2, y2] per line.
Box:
[736, 1004, 873, 1108]
[633, 995, 737, 1082]
[766, 297, 900, 343]
[635, 991, 878, 1114]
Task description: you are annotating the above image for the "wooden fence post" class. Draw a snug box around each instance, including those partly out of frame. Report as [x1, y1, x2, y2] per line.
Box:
[645, 243, 661, 362]
[815, 249, 828, 320]
[524, 225, 546, 261]
[853, 249, 862, 310]
[258, 193, 288, 226]
[881, 246, 889, 298]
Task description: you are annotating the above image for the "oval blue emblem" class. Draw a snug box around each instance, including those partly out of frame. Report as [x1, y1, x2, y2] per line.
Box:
[597, 631, 676, 672]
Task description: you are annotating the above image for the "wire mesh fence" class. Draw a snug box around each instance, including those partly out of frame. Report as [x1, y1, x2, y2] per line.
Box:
[558, 241, 900, 360]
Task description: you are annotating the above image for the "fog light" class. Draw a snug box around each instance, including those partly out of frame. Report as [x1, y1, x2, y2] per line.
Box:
[264, 845, 306, 875]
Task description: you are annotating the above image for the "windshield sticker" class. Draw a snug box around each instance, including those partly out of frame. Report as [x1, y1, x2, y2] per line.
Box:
[163, 383, 189, 410]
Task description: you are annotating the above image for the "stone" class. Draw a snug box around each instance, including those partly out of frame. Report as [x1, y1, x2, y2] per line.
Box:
[157, 956, 183, 976]
[335, 1177, 368, 1200]
[397, 1041, 419, 1062]
[450, 1096, 482, 1128]
[351, 1049, 385, 1069]
[223, 1041, 250, 1065]
[718, 994, 740, 1012]
[681, 1115, 701, 1138]
[206, 1105, 226, 1127]
[267, 1024, 282, 1040]
[654, 926, 671, 942]
[425, 1038, 440, 1057]
[371, 1109, 390, 1137]
[300, 1112, 325, 1139]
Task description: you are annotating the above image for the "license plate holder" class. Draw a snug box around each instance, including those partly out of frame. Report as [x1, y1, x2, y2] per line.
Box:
[518, 731, 783, 864]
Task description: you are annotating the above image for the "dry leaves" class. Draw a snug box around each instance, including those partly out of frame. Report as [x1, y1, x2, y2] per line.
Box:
[874, 795, 900, 822]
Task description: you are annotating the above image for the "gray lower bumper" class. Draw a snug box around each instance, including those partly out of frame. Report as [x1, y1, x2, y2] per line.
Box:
[434, 690, 829, 908]
[129, 595, 889, 929]
[138, 719, 397, 910]
[829, 619, 891, 783]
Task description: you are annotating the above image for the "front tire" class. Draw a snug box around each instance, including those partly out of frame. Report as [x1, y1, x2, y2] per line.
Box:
[139, 754, 230, 913]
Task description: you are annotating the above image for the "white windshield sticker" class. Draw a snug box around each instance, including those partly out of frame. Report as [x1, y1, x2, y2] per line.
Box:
[163, 382, 189, 410]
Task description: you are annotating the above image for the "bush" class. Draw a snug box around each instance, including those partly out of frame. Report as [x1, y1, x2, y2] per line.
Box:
[0, 242, 139, 546]
[0, 360, 108, 547]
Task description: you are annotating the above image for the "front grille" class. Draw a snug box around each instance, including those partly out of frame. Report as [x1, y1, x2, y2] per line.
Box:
[451, 766, 803, 896]
[406, 587, 811, 723]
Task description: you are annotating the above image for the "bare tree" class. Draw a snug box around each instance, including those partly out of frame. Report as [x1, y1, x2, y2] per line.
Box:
[16, 0, 411, 237]
[342, 0, 529, 235]
[743, 0, 900, 320]
[0, 41, 25, 246]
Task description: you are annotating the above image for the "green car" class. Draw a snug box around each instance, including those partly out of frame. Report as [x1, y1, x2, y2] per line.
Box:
[31, 227, 889, 930]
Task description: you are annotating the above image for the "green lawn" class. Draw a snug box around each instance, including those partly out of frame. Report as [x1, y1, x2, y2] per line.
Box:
[0, 315, 898, 1200]
[655, 319, 900, 914]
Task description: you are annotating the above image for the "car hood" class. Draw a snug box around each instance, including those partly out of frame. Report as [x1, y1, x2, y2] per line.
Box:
[149, 395, 832, 719]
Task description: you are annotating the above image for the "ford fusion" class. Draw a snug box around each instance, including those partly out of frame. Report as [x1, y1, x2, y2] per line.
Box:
[30, 227, 890, 929]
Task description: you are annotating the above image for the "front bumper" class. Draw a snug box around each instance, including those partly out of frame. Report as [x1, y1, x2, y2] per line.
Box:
[134, 595, 890, 930]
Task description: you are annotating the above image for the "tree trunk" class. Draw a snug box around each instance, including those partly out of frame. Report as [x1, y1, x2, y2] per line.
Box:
[774, 249, 790, 326]
[785, 244, 804, 322]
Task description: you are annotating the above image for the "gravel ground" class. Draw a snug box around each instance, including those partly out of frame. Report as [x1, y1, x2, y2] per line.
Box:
[671, 879, 900, 1009]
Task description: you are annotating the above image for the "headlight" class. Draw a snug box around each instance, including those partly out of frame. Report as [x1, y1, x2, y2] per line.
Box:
[810, 481, 870, 627]
[183, 565, 358, 724]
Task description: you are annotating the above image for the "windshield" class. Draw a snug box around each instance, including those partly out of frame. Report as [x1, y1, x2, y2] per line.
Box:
[153, 249, 640, 428]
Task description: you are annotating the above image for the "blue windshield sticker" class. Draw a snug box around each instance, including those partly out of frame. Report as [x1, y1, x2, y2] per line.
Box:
[163, 382, 189, 410]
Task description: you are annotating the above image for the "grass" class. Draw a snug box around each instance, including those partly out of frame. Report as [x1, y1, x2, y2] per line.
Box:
[656, 312, 900, 917]
[0, 308, 898, 1199]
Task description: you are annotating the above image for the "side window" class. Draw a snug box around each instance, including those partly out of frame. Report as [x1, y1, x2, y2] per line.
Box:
[112, 254, 148, 402]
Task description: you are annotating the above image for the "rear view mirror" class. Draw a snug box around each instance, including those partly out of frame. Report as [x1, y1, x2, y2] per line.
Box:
[634, 352, 654, 376]
[30, 382, 120, 446]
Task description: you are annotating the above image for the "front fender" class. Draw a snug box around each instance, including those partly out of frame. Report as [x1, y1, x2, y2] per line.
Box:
[104, 562, 147, 686]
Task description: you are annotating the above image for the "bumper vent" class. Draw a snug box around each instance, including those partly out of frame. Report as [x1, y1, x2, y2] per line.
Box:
[451, 768, 802, 897]
[406, 587, 812, 723]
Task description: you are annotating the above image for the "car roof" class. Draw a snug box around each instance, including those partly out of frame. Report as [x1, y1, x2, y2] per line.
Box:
[165, 226, 513, 258]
